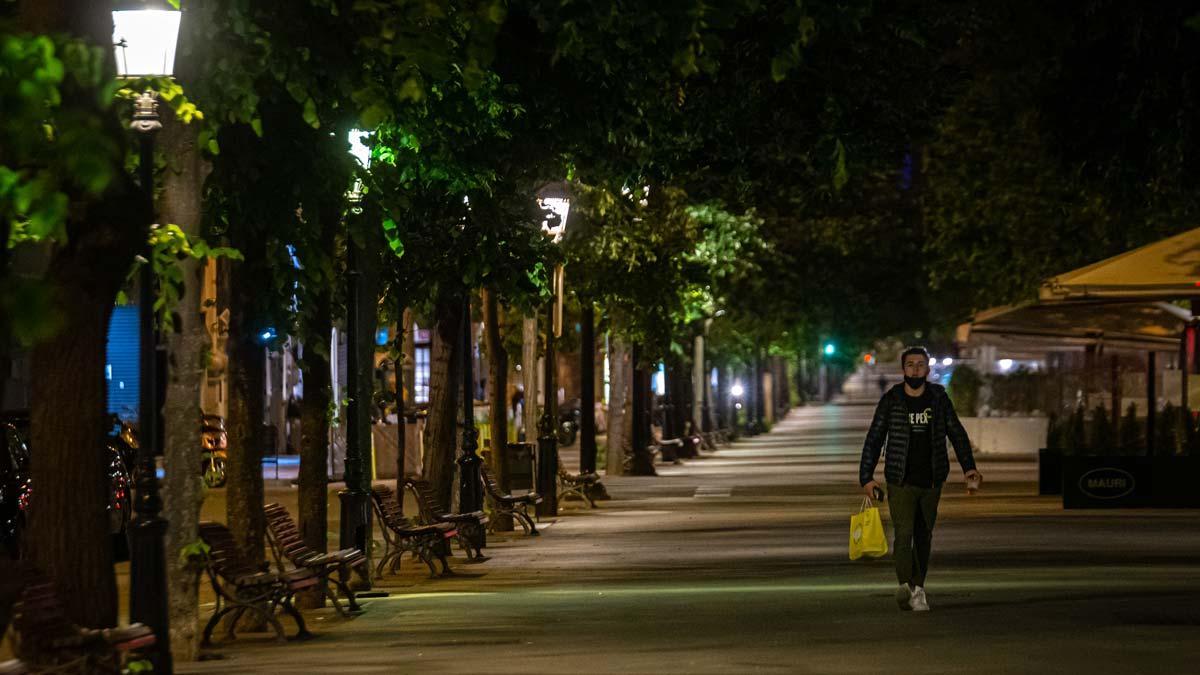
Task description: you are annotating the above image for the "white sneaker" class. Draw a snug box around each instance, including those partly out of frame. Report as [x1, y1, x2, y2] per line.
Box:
[910, 586, 930, 612]
[896, 583, 913, 610]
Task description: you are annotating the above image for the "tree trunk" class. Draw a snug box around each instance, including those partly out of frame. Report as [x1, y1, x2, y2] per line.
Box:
[295, 211, 335, 608]
[482, 289, 512, 531]
[579, 303, 597, 473]
[20, 0, 144, 629]
[606, 335, 629, 476]
[422, 291, 463, 513]
[628, 344, 657, 476]
[672, 356, 689, 438]
[693, 331, 705, 433]
[399, 306, 414, 486]
[522, 315, 538, 443]
[670, 356, 694, 458]
[393, 322, 406, 488]
[347, 228, 382, 492]
[716, 363, 730, 432]
[225, 259, 267, 568]
[0, 205, 9, 410]
[28, 285, 120, 628]
[26, 210, 143, 630]
[159, 110, 210, 661]
[755, 345, 766, 430]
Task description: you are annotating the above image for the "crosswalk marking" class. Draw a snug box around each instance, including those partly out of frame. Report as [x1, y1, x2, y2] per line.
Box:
[693, 485, 733, 498]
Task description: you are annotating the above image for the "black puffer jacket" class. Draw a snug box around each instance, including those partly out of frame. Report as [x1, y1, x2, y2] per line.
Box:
[859, 383, 977, 487]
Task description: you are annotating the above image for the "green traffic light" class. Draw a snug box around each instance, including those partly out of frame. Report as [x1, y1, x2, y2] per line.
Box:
[823, 343, 835, 355]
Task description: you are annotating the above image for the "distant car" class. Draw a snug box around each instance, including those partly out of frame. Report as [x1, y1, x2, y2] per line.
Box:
[0, 411, 133, 559]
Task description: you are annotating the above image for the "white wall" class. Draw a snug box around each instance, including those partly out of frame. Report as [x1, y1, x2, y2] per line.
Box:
[960, 416, 1048, 456]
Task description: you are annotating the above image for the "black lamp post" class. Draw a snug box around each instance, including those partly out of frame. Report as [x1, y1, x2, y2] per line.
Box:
[340, 130, 372, 584]
[535, 183, 570, 517]
[114, 2, 182, 671]
[457, 295, 484, 519]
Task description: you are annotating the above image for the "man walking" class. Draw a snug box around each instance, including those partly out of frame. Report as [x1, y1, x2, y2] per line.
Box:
[859, 346, 982, 612]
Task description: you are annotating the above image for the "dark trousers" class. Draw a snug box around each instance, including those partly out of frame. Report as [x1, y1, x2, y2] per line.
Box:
[887, 483, 942, 587]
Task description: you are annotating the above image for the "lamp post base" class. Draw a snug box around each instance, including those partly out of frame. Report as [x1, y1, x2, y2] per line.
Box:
[457, 450, 487, 550]
[129, 515, 172, 674]
[536, 431, 558, 517]
[338, 488, 372, 591]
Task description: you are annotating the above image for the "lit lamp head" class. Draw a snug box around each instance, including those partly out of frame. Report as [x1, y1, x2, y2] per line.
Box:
[348, 129, 372, 169]
[347, 129, 371, 202]
[112, 0, 182, 79]
[536, 181, 571, 243]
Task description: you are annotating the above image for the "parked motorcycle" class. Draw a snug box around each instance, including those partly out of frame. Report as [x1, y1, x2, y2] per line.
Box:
[557, 400, 581, 446]
[0, 411, 132, 560]
[201, 414, 227, 488]
[1, 416, 32, 559]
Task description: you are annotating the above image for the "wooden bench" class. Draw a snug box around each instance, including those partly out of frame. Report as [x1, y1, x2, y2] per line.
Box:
[404, 479, 489, 561]
[650, 425, 686, 464]
[263, 503, 365, 617]
[702, 428, 731, 449]
[9, 566, 154, 674]
[556, 449, 600, 508]
[480, 464, 541, 535]
[198, 521, 317, 645]
[369, 485, 456, 578]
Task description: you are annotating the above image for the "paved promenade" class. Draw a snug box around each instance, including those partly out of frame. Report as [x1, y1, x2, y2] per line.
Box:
[177, 405, 1200, 674]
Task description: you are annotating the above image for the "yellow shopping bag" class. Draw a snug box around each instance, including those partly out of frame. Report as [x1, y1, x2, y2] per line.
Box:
[849, 497, 888, 560]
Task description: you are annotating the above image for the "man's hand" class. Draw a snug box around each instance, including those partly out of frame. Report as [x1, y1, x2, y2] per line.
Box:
[863, 480, 882, 500]
[964, 469, 982, 493]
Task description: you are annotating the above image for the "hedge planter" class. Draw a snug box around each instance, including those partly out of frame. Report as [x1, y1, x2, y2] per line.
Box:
[1062, 455, 1200, 508]
[1038, 448, 1063, 496]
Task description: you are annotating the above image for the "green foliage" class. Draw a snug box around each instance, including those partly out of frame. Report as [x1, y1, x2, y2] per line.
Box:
[1088, 404, 1110, 452]
[921, 3, 1200, 315]
[1045, 413, 1063, 450]
[1120, 403, 1142, 455]
[1064, 405, 1086, 455]
[117, 225, 243, 332]
[947, 365, 982, 417]
[1155, 402, 1179, 458]
[178, 538, 211, 575]
[122, 660, 153, 674]
[2, 31, 120, 244]
[1, 278, 65, 346]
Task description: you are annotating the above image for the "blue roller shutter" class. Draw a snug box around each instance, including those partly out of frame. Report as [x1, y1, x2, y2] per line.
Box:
[106, 305, 140, 421]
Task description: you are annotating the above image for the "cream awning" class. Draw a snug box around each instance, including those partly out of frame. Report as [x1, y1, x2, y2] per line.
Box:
[1040, 227, 1200, 301]
[957, 300, 1184, 352]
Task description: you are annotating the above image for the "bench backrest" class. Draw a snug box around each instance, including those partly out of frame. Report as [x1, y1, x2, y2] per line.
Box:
[555, 449, 575, 479]
[12, 573, 76, 650]
[369, 485, 408, 530]
[480, 464, 505, 499]
[198, 521, 263, 581]
[263, 503, 314, 566]
[404, 479, 446, 521]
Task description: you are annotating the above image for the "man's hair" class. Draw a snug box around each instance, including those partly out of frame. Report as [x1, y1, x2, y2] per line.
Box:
[901, 346, 931, 363]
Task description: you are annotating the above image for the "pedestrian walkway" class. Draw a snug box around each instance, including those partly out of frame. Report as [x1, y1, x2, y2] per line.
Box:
[177, 405, 1200, 674]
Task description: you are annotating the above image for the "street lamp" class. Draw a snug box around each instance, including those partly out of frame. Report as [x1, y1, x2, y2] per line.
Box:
[114, 1, 181, 671]
[535, 182, 570, 517]
[340, 128, 374, 588]
[457, 290, 485, 526]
